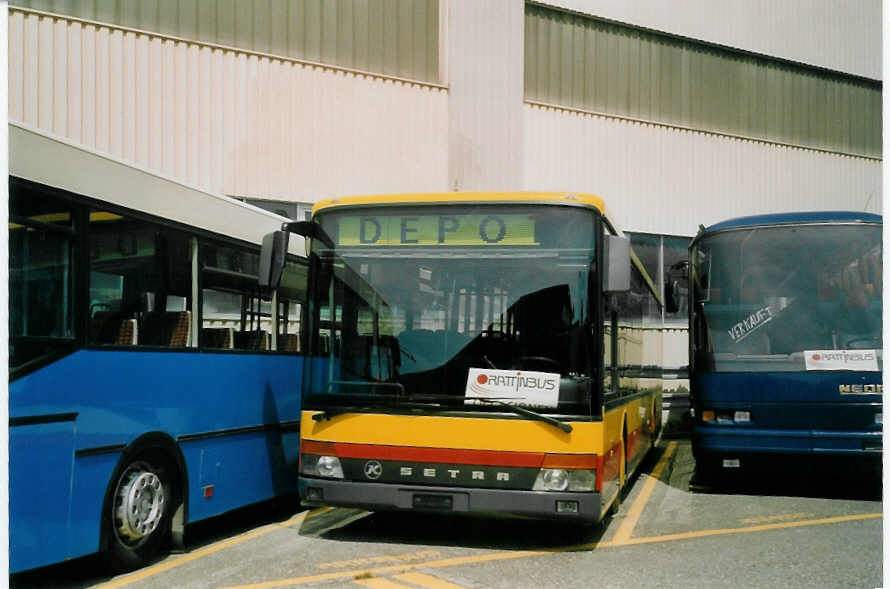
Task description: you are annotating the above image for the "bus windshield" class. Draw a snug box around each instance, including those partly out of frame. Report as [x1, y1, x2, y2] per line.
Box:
[692, 223, 882, 372]
[305, 204, 599, 416]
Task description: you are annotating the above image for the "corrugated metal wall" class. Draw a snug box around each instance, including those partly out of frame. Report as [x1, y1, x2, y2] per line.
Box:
[523, 103, 881, 236]
[7, 7, 449, 201]
[446, 1, 525, 192]
[10, 0, 440, 83]
[525, 4, 881, 158]
[534, 0, 881, 81]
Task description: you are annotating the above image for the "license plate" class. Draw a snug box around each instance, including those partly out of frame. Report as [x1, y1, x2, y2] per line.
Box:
[723, 459, 741, 468]
[413, 494, 453, 511]
[734, 411, 751, 423]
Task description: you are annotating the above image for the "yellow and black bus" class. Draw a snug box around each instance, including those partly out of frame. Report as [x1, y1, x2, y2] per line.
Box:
[261, 192, 664, 522]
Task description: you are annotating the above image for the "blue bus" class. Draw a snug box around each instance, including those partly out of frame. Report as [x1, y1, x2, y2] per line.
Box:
[688, 211, 882, 481]
[9, 123, 308, 573]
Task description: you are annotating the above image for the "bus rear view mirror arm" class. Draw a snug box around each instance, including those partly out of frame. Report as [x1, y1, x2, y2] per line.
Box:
[258, 221, 335, 290]
[281, 220, 335, 249]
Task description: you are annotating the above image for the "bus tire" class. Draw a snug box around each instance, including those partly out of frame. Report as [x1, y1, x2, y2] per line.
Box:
[106, 457, 175, 570]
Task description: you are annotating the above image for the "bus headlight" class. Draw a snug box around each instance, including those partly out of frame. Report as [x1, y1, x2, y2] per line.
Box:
[301, 454, 344, 479]
[533, 469, 596, 492]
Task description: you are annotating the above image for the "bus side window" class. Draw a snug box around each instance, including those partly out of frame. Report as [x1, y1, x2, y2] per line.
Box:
[88, 212, 194, 348]
[276, 258, 307, 353]
[200, 242, 275, 351]
[9, 183, 78, 371]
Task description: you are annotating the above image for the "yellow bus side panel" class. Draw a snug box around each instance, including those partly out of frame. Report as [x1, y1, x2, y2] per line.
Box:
[302, 412, 605, 455]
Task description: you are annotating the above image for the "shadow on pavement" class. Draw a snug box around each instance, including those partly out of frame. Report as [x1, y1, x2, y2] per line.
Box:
[689, 457, 881, 502]
[10, 494, 304, 589]
[312, 508, 610, 553]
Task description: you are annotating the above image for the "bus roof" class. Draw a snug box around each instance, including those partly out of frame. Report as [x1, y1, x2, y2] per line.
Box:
[312, 191, 607, 215]
[9, 122, 305, 256]
[703, 211, 882, 234]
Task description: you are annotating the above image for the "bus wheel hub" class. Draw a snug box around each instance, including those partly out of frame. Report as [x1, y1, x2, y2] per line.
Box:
[115, 465, 165, 543]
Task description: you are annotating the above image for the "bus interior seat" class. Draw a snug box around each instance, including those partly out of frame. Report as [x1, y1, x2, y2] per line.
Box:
[338, 335, 400, 379]
[117, 318, 138, 345]
[91, 311, 138, 345]
[234, 330, 269, 350]
[168, 312, 191, 346]
[281, 333, 300, 352]
[862, 250, 881, 298]
[201, 327, 234, 349]
[142, 311, 192, 346]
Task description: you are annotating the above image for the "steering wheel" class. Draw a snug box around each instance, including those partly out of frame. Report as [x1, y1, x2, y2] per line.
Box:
[843, 336, 881, 349]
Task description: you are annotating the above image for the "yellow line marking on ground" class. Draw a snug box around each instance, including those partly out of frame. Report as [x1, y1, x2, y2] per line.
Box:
[92, 510, 313, 589]
[353, 577, 415, 589]
[318, 550, 443, 570]
[223, 551, 547, 589]
[611, 441, 677, 544]
[306, 506, 334, 518]
[222, 512, 882, 588]
[738, 512, 812, 525]
[394, 571, 470, 589]
[613, 512, 883, 547]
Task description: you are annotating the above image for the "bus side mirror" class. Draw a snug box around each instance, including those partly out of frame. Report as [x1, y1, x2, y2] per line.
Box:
[259, 230, 289, 290]
[603, 235, 631, 293]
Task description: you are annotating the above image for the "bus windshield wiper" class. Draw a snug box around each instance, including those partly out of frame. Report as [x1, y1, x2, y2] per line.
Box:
[310, 391, 572, 433]
[328, 380, 406, 395]
[471, 397, 573, 433]
[311, 391, 447, 422]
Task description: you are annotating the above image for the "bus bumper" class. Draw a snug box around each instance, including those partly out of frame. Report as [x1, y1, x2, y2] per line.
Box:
[298, 477, 601, 522]
[692, 426, 882, 472]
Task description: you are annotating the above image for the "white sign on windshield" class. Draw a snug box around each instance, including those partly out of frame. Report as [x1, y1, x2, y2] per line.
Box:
[465, 368, 560, 409]
[804, 350, 879, 371]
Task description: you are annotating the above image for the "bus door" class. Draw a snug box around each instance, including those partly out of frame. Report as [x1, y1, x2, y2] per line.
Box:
[10, 418, 77, 571]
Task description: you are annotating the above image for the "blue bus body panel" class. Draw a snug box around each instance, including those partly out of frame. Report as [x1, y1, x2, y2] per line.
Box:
[9, 349, 303, 573]
[692, 372, 882, 457]
[9, 420, 77, 572]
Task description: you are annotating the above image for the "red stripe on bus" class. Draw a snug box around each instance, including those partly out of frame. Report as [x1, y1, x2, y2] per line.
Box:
[333, 443, 547, 467]
[601, 440, 622, 482]
[301, 440, 599, 470]
[627, 428, 641, 462]
[542, 453, 599, 469]
[301, 440, 336, 455]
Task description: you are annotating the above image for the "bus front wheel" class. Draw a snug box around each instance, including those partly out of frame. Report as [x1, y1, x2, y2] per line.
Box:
[107, 458, 174, 570]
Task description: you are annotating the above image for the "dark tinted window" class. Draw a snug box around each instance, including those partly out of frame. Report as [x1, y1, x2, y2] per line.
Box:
[89, 212, 193, 347]
[9, 183, 77, 370]
[200, 242, 271, 351]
